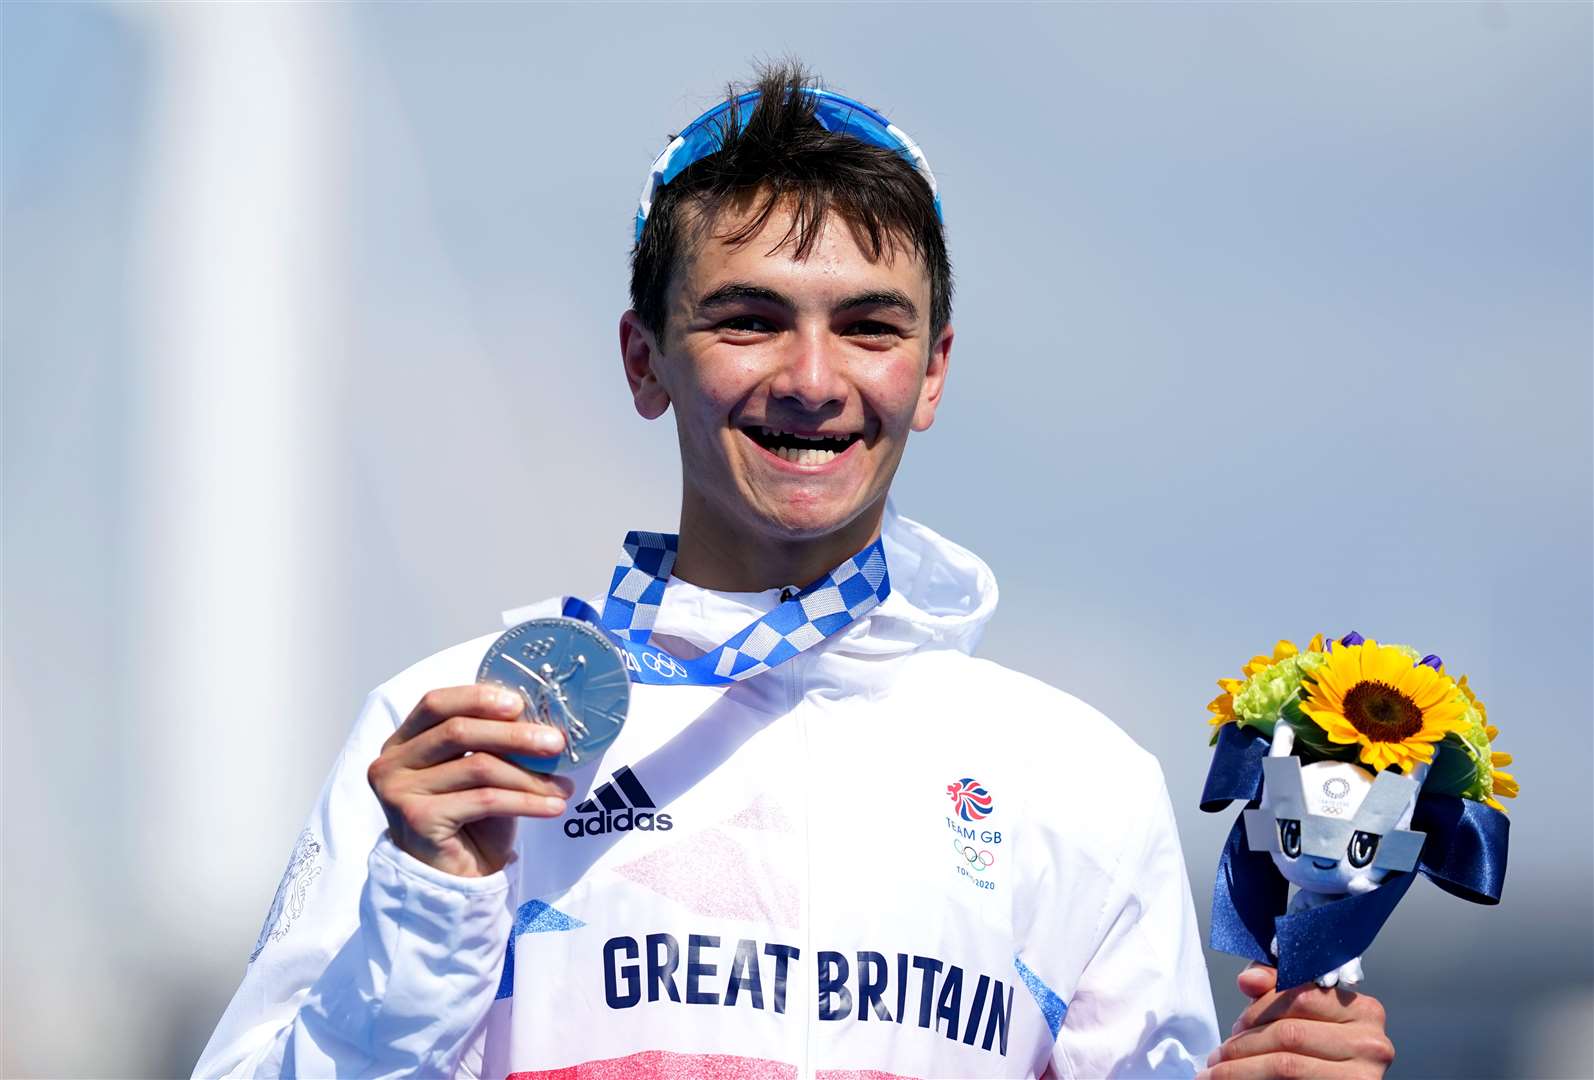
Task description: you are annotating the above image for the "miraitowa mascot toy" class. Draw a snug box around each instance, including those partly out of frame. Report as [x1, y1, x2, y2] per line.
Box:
[1200, 633, 1514, 990]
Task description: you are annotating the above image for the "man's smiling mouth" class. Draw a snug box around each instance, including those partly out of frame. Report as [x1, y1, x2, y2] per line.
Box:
[741, 425, 862, 466]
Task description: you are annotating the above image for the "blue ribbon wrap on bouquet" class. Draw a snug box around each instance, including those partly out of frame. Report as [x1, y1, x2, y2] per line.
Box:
[1200, 723, 1509, 989]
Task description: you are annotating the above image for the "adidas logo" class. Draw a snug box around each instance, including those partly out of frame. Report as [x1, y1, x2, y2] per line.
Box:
[563, 765, 674, 839]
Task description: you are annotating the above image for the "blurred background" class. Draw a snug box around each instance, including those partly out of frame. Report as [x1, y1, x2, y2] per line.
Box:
[4, 3, 1589, 1077]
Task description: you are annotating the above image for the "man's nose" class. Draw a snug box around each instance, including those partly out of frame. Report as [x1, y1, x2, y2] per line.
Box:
[769, 328, 848, 412]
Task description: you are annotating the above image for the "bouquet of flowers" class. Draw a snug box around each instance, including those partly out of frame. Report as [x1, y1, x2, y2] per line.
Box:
[1199, 632, 1514, 989]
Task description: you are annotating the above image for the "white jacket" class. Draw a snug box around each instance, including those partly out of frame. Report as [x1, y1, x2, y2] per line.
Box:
[195, 509, 1218, 1079]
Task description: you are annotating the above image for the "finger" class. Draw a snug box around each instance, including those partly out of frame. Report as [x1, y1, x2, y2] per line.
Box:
[1198, 1052, 1361, 1080]
[415, 753, 575, 800]
[1213, 1017, 1362, 1065]
[424, 787, 570, 829]
[398, 714, 566, 769]
[393, 685, 525, 742]
[1231, 981, 1364, 1035]
[1236, 963, 1277, 1001]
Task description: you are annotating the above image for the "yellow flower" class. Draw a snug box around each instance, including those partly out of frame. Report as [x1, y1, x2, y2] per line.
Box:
[1207, 678, 1247, 727]
[1207, 639, 1314, 728]
[1298, 639, 1470, 773]
[1457, 674, 1488, 727]
[1484, 750, 1520, 811]
[1452, 674, 1518, 810]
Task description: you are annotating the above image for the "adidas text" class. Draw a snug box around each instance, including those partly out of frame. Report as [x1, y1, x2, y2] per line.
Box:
[564, 809, 673, 839]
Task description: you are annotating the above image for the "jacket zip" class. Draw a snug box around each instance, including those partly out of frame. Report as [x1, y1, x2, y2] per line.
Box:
[792, 653, 815, 1080]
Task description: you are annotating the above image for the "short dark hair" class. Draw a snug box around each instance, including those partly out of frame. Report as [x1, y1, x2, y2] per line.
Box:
[629, 61, 952, 345]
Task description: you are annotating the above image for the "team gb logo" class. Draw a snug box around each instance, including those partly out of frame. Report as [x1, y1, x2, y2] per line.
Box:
[947, 777, 994, 821]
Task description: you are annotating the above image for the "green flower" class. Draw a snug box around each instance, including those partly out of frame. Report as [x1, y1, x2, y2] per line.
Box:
[1421, 699, 1495, 801]
[1230, 650, 1329, 735]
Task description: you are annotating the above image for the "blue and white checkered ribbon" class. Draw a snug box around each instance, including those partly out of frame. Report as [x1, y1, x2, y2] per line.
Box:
[561, 531, 890, 686]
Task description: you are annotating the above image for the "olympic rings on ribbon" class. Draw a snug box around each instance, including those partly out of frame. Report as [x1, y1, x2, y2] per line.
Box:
[640, 651, 688, 679]
[953, 838, 995, 871]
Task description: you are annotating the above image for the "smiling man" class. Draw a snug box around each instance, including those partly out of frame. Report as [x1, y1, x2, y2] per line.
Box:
[196, 64, 1395, 1079]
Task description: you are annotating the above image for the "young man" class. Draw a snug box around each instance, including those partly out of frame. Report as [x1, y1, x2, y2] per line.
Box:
[196, 65, 1395, 1079]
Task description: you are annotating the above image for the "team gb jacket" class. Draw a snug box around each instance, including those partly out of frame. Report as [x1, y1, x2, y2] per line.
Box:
[195, 507, 1220, 1079]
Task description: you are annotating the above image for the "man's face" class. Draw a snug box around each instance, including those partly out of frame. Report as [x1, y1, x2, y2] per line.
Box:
[622, 197, 951, 548]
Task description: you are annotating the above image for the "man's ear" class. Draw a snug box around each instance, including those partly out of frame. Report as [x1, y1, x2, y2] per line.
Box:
[911, 322, 954, 432]
[619, 311, 671, 420]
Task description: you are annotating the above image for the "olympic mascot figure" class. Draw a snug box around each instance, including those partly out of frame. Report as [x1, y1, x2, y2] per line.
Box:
[1244, 724, 1427, 987]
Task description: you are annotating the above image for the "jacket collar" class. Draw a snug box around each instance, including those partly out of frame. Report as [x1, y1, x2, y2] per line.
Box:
[503, 500, 998, 663]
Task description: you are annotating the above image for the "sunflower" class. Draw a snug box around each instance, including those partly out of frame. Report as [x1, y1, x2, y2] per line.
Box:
[1485, 751, 1519, 811]
[1207, 636, 1323, 730]
[1452, 675, 1519, 811]
[1457, 674, 1488, 727]
[1206, 679, 1247, 728]
[1298, 639, 1469, 772]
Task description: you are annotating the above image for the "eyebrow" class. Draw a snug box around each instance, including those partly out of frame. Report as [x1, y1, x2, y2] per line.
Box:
[695, 282, 920, 323]
[837, 289, 920, 322]
[696, 283, 787, 311]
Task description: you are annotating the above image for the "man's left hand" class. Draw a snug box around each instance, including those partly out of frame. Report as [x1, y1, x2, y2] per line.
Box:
[1197, 962, 1395, 1079]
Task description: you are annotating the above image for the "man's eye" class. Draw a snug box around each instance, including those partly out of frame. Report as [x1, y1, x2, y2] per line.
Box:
[845, 320, 901, 338]
[718, 315, 774, 333]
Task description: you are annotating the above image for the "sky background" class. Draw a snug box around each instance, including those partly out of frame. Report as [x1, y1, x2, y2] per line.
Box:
[4, 3, 1590, 1077]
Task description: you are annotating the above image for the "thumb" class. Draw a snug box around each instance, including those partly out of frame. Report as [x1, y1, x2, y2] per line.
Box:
[1237, 962, 1277, 1000]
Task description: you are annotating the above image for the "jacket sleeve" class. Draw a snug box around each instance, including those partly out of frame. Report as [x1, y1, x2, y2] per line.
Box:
[1049, 768, 1220, 1079]
[192, 690, 515, 1079]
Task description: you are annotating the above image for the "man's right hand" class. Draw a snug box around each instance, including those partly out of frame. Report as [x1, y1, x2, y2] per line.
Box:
[368, 685, 573, 878]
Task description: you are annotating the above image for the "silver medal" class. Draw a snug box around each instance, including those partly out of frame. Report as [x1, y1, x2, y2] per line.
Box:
[477, 617, 630, 773]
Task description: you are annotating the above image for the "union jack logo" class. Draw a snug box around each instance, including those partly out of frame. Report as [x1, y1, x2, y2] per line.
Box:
[947, 777, 993, 821]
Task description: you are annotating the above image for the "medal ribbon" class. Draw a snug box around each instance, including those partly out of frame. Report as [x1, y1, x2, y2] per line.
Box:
[560, 531, 890, 686]
[1201, 723, 1509, 989]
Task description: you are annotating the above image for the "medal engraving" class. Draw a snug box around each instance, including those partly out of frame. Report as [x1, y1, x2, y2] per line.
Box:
[477, 618, 630, 773]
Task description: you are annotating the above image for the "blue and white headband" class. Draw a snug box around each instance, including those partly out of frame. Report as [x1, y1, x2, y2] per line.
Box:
[635, 87, 942, 244]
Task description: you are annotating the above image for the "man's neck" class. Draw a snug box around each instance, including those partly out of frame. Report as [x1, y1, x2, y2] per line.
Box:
[670, 499, 886, 594]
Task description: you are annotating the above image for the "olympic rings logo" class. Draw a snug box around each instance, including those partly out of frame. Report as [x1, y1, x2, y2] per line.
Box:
[640, 651, 688, 679]
[954, 838, 995, 872]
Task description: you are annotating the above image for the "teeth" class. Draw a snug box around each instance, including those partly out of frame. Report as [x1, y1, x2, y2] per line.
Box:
[774, 445, 838, 465]
[759, 426, 850, 444]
